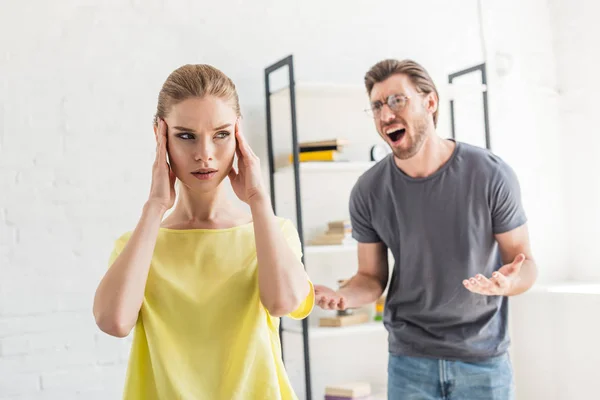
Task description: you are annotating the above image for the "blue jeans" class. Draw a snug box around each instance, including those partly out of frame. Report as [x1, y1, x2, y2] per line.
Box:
[387, 353, 514, 400]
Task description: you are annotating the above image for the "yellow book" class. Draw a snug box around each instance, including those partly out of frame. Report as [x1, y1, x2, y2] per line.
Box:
[288, 150, 337, 163]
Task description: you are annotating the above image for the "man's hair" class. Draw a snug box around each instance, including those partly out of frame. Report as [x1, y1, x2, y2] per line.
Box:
[364, 59, 439, 127]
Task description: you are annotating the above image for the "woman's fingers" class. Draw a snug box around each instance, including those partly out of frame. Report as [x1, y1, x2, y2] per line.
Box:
[235, 119, 258, 160]
[157, 119, 168, 165]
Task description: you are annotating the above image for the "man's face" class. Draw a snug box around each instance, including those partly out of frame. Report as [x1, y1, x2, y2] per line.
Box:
[369, 74, 436, 160]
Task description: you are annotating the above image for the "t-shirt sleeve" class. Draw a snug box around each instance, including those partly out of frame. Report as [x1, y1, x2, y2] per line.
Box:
[490, 162, 528, 234]
[280, 219, 315, 320]
[349, 182, 381, 243]
[107, 232, 132, 267]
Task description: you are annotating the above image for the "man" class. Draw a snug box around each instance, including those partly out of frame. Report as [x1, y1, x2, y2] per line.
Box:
[314, 59, 537, 400]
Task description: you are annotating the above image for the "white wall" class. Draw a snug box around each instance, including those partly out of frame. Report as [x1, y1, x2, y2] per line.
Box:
[507, 1, 600, 398]
[510, 285, 600, 400]
[549, 0, 600, 280]
[0, 1, 486, 397]
[0, 0, 595, 398]
[479, 0, 567, 283]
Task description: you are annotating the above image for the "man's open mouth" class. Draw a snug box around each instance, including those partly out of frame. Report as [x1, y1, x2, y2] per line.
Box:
[386, 128, 406, 142]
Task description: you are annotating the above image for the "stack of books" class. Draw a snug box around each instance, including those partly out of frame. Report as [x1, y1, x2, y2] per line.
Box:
[288, 138, 348, 163]
[324, 382, 373, 400]
[318, 312, 370, 327]
[309, 220, 354, 246]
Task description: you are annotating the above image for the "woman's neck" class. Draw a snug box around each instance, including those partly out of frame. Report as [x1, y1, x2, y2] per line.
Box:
[161, 185, 251, 230]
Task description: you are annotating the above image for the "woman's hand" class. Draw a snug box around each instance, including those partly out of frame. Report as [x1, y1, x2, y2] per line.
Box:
[228, 120, 268, 205]
[148, 118, 177, 213]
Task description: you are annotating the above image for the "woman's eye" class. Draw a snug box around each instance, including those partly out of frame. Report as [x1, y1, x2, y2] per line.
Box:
[215, 131, 230, 139]
[177, 133, 194, 140]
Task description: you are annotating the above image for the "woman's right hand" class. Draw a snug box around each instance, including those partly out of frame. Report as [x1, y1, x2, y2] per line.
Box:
[148, 118, 176, 213]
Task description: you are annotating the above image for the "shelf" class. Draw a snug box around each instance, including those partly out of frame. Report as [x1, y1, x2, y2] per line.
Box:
[269, 80, 487, 100]
[305, 244, 357, 254]
[276, 161, 376, 174]
[269, 82, 366, 97]
[283, 322, 386, 338]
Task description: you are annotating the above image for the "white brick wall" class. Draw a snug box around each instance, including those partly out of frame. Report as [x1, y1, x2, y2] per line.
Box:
[1, 0, 592, 398]
[549, 0, 600, 280]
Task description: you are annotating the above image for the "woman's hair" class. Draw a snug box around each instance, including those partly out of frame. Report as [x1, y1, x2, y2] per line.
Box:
[154, 64, 241, 124]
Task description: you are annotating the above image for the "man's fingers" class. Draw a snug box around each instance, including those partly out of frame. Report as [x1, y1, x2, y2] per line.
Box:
[514, 253, 526, 264]
[464, 277, 491, 295]
[316, 296, 329, 309]
[491, 271, 509, 289]
[316, 294, 344, 310]
[475, 274, 494, 291]
[510, 253, 526, 274]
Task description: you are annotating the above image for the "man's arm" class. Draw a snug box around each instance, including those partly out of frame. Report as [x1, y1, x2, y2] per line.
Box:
[315, 241, 389, 310]
[464, 223, 538, 296]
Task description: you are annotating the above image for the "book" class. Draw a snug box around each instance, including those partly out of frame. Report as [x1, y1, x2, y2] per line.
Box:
[327, 220, 352, 235]
[328, 220, 351, 229]
[288, 149, 338, 163]
[299, 145, 339, 153]
[319, 313, 370, 327]
[299, 138, 348, 150]
[308, 233, 355, 246]
[325, 382, 372, 397]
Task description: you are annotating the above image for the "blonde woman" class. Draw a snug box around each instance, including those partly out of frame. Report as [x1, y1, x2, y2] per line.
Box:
[93, 64, 314, 399]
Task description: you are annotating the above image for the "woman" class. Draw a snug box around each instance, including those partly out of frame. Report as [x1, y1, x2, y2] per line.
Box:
[93, 64, 314, 399]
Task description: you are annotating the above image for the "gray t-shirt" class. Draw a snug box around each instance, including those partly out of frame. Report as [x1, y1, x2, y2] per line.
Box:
[349, 140, 527, 362]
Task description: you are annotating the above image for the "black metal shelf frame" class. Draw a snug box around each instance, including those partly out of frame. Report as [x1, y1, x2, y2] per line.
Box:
[263, 57, 491, 400]
[264, 54, 312, 400]
[448, 63, 491, 150]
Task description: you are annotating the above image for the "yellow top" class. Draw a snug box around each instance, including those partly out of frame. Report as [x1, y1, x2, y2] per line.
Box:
[107, 218, 314, 400]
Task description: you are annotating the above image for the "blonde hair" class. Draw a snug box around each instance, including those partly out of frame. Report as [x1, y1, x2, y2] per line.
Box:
[364, 59, 439, 127]
[154, 64, 241, 124]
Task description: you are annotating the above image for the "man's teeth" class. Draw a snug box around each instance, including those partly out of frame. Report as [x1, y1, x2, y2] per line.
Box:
[386, 127, 405, 134]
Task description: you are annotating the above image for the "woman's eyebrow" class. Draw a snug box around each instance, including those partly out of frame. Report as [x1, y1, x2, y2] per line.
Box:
[172, 123, 232, 132]
[213, 123, 231, 131]
[172, 126, 196, 132]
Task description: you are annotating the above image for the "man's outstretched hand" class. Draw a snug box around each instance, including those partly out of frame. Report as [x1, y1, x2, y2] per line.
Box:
[314, 284, 347, 310]
[463, 253, 526, 296]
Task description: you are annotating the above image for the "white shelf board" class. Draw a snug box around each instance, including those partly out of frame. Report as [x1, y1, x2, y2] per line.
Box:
[283, 322, 386, 338]
[269, 80, 487, 99]
[269, 81, 366, 97]
[305, 244, 357, 254]
[276, 161, 376, 174]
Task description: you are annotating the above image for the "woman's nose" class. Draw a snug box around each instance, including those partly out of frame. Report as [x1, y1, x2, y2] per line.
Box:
[194, 138, 214, 162]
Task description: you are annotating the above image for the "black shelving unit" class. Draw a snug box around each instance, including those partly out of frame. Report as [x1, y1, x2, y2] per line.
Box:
[264, 54, 313, 400]
[448, 63, 491, 150]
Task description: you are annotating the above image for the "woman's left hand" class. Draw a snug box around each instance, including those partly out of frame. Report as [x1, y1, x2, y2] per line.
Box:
[228, 120, 268, 205]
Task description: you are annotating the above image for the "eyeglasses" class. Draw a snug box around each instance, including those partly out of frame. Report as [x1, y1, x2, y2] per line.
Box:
[365, 94, 410, 118]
